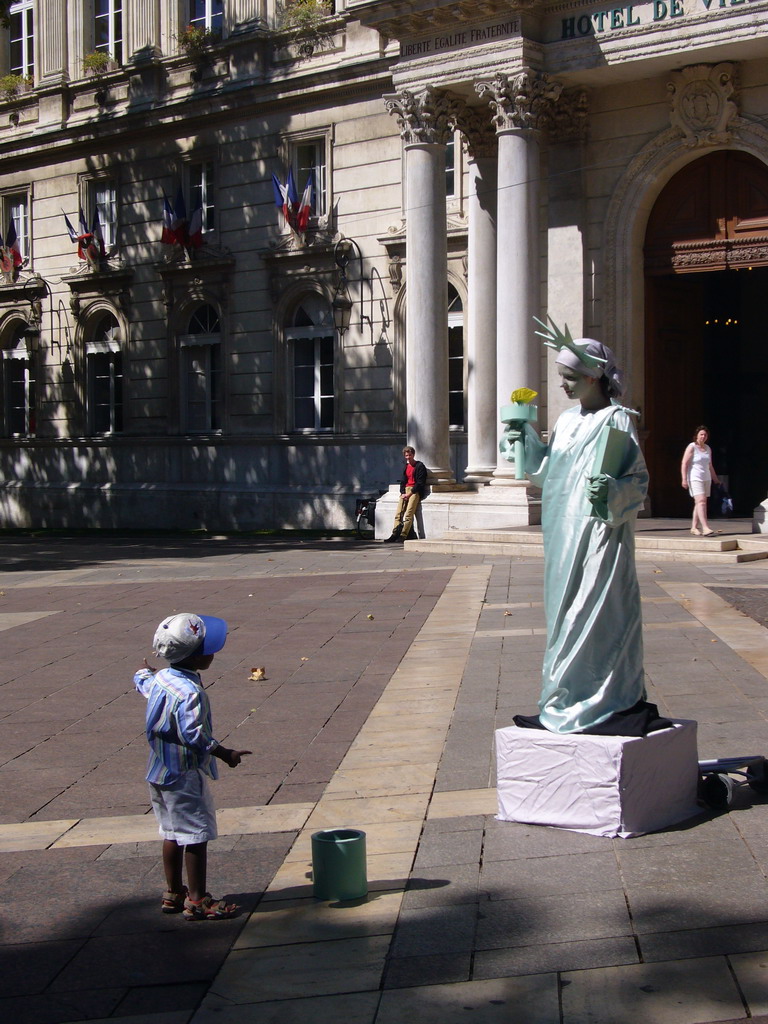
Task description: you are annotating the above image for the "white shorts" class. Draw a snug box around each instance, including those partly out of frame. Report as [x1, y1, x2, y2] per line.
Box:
[149, 769, 218, 845]
[689, 479, 711, 498]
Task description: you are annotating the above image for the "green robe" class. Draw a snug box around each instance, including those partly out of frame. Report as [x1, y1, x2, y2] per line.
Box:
[523, 402, 649, 733]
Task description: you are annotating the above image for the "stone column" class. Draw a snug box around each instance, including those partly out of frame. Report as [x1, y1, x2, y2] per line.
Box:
[227, 0, 266, 32]
[455, 107, 498, 484]
[547, 89, 590, 425]
[126, 0, 162, 61]
[385, 88, 459, 482]
[476, 70, 561, 482]
[38, 0, 69, 84]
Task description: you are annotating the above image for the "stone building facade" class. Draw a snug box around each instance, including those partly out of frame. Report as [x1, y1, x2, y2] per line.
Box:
[1, 0, 767, 531]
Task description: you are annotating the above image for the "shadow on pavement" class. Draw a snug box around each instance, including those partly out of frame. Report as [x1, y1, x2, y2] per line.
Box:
[0, 532, 378, 573]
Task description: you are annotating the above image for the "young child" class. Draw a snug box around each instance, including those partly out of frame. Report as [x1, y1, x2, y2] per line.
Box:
[135, 612, 251, 920]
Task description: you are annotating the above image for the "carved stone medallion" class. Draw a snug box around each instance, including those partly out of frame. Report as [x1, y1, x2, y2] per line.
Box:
[668, 63, 738, 148]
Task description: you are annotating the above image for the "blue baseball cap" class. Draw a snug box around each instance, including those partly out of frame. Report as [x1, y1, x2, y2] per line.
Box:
[198, 614, 228, 655]
[153, 613, 228, 662]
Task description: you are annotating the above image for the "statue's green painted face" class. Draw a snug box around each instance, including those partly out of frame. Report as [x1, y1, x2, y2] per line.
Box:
[557, 365, 595, 402]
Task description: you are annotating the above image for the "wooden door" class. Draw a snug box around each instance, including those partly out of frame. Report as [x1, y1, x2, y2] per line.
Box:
[644, 151, 768, 515]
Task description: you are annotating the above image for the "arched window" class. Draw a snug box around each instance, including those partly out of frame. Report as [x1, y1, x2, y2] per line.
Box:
[285, 295, 335, 431]
[86, 312, 123, 434]
[1, 320, 35, 437]
[179, 303, 222, 432]
[448, 284, 465, 429]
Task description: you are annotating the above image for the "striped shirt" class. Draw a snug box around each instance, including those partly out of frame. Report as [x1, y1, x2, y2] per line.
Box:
[134, 666, 219, 785]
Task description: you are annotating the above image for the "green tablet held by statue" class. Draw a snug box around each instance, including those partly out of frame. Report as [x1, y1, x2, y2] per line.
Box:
[590, 424, 632, 519]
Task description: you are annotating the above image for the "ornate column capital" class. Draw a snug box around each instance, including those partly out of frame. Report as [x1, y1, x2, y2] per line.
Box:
[549, 89, 590, 143]
[475, 69, 562, 136]
[384, 87, 462, 146]
[451, 104, 497, 161]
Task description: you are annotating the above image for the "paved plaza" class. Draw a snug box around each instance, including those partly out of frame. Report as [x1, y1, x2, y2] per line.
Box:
[1, 529, 768, 1024]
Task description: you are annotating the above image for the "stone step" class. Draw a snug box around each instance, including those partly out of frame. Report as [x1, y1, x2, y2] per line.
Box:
[406, 528, 768, 563]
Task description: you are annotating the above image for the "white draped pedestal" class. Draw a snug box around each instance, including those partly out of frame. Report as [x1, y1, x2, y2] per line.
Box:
[496, 720, 700, 838]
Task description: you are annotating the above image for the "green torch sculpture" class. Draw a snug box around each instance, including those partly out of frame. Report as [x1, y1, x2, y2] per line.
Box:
[499, 388, 538, 480]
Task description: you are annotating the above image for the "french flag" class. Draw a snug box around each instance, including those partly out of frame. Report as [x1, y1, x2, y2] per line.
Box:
[172, 187, 188, 246]
[272, 168, 298, 229]
[63, 211, 79, 244]
[61, 207, 91, 261]
[161, 194, 177, 245]
[188, 201, 204, 249]
[75, 207, 91, 261]
[295, 169, 314, 234]
[6, 218, 23, 267]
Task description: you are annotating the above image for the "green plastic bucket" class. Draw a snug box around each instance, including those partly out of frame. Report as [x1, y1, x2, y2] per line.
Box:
[311, 828, 368, 900]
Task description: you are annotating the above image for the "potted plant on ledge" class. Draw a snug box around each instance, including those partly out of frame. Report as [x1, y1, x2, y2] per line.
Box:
[0, 73, 32, 101]
[83, 50, 116, 77]
[83, 50, 118, 104]
[179, 23, 222, 78]
[277, 0, 334, 58]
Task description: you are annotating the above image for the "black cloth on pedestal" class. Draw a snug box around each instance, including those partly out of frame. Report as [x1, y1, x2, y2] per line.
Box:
[512, 700, 674, 738]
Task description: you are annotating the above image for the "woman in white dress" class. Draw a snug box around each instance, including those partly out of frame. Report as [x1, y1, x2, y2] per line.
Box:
[681, 426, 720, 536]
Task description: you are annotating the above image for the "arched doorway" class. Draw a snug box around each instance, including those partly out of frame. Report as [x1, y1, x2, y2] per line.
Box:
[644, 150, 768, 516]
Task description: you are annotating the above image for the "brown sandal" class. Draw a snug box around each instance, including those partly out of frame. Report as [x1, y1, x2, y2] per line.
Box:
[183, 893, 238, 920]
[161, 886, 188, 914]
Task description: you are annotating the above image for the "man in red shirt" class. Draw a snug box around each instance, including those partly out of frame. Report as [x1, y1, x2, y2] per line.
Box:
[385, 446, 428, 542]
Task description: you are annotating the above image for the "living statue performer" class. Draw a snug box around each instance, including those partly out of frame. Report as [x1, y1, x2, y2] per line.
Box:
[507, 318, 658, 735]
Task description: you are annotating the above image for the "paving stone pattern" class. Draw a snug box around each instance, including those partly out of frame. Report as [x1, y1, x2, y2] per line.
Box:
[380, 558, 768, 1022]
[2, 534, 768, 1024]
[0, 538, 454, 1024]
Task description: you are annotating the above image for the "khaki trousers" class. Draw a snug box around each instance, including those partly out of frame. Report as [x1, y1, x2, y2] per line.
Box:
[393, 489, 420, 539]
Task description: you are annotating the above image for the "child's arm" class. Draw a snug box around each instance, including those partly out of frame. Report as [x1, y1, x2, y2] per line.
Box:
[177, 691, 251, 767]
[134, 658, 156, 698]
[213, 745, 253, 768]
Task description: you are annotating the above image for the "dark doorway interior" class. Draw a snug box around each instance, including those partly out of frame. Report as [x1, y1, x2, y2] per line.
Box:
[644, 150, 768, 517]
[645, 267, 768, 516]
